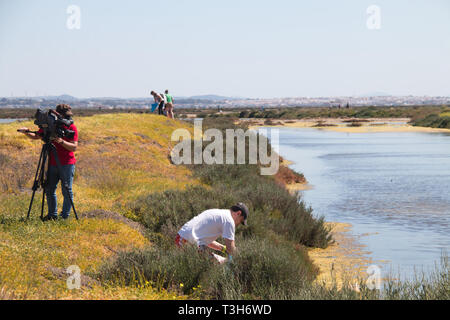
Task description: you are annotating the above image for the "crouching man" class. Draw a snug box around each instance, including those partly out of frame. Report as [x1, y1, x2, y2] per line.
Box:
[175, 203, 249, 263]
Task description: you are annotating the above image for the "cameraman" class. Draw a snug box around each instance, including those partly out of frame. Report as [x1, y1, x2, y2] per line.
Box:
[19, 104, 78, 221]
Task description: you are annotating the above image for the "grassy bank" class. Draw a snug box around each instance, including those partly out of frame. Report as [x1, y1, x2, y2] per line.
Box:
[0, 113, 327, 299]
[0, 113, 448, 299]
[0, 113, 199, 299]
[96, 117, 449, 300]
[98, 118, 331, 299]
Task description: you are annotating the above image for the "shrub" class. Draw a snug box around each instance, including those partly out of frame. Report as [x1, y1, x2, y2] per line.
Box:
[130, 116, 331, 248]
[202, 237, 314, 299]
[381, 255, 449, 300]
[347, 121, 363, 127]
[126, 185, 234, 246]
[274, 165, 306, 185]
[99, 236, 316, 299]
[98, 245, 214, 295]
[412, 113, 450, 129]
[104, 115, 330, 299]
[193, 163, 330, 247]
[127, 162, 330, 248]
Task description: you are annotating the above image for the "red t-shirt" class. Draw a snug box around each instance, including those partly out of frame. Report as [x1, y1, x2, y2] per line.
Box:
[38, 124, 78, 166]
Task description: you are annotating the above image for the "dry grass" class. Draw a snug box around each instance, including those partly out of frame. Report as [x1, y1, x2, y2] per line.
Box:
[274, 164, 306, 186]
[0, 114, 200, 299]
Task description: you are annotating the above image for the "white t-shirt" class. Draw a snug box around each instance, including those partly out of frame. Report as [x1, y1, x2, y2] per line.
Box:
[178, 209, 235, 246]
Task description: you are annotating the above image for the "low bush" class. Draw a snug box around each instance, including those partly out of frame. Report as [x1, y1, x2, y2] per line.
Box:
[412, 114, 450, 129]
[100, 115, 331, 299]
[347, 121, 363, 127]
[274, 165, 306, 185]
[98, 245, 214, 295]
[127, 163, 330, 249]
[99, 236, 316, 299]
[127, 117, 330, 249]
[202, 237, 314, 299]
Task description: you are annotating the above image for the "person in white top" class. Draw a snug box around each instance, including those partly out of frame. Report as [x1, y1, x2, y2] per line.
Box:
[176, 203, 249, 259]
[150, 91, 165, 115]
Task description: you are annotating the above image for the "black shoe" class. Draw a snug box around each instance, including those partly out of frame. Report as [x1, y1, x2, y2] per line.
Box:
[41, 215, 58, 222]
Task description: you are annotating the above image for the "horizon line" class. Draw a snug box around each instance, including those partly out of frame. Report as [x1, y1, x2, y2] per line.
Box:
[2, 94, 450, 100]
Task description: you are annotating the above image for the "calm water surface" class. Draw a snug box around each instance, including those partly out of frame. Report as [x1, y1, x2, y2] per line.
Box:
[262, 127, 450, 278]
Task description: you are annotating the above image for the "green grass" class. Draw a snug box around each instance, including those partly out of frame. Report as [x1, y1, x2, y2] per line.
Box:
[0, 114, 199, 299]
[99, 117, 449, 300]
[1, 113, 448, 300]
[97, 117, 331, 299]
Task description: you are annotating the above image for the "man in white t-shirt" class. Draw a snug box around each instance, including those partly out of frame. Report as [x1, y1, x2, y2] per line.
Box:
[175, 203, 249, 258]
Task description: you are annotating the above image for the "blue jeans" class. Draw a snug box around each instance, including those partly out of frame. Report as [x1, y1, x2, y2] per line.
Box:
[46, 164, 75, 219]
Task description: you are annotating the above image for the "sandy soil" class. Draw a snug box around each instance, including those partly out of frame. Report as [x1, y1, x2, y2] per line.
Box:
[244, 118, 450, 133]
[286, 182, 313, 193]
[308, 222, 382, 289]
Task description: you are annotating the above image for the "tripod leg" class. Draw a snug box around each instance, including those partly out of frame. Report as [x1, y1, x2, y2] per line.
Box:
[40, 148, 50, 220]
[26, 145, 46, 220]
[40, 188, 46, 220]
[26, 189, 37, 220]
[49, 145, 79, 220]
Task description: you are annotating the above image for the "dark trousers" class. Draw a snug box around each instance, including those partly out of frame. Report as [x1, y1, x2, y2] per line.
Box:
[158, 101, 165, 115]
[46, 164, 75, 219]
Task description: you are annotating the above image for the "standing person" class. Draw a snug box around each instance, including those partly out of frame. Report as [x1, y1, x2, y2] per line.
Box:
[175, 203, 249, 262]
[18, 104, 78, 221]
[151, 91, 165, 115]
[164, 89, 175, 119]
[160, 91, 167, 116]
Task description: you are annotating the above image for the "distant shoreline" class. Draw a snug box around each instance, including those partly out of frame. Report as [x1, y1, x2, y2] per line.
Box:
[243, 117, 450, 133]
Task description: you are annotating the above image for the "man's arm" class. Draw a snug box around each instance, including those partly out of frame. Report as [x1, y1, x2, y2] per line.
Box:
[52, 138, 78, 152]
[207, 239, 235, 255]
[224, 238, 236, 255]
[207, 241, 225, 252]
[18, 127, 41, 140]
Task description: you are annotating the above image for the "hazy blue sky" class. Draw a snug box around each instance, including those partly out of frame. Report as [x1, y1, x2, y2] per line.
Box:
[0, 0, 449, 98]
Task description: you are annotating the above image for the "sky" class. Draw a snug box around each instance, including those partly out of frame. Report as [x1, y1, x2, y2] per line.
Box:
[0, 0, 449, 98]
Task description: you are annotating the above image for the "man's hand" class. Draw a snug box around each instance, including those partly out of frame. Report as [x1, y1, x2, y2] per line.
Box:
[224, 239, 236, 255]
[51, 137, 64, 144]
[53, 138, 78, 152]
[17, 127, 29, 133]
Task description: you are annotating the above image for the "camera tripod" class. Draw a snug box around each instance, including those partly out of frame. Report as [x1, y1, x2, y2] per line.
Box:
[26, 139, 79, 220]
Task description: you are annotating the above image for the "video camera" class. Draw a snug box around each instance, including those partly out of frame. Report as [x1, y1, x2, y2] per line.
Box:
[33, 108, 75, 141]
